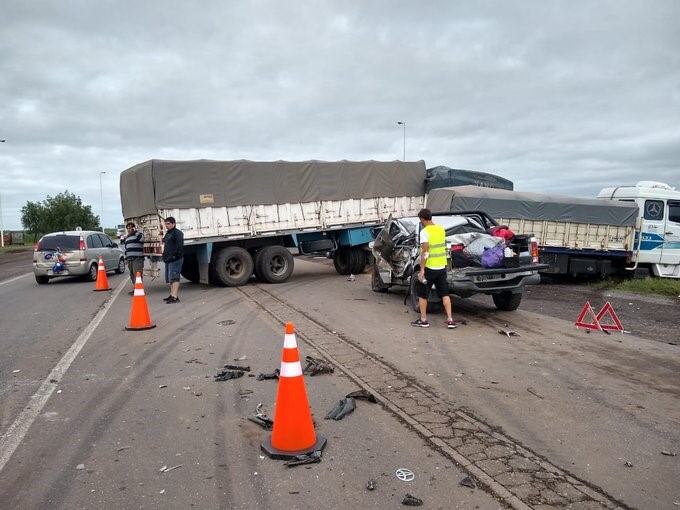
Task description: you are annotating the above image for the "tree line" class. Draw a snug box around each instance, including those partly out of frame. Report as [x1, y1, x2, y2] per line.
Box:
[21, 191, 100, 237]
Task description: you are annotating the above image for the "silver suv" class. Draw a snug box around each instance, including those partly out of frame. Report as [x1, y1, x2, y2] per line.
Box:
[33, 230, 125, 284]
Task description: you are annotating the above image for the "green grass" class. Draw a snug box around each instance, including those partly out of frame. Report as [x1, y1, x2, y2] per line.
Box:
[594, 277, 680, 298]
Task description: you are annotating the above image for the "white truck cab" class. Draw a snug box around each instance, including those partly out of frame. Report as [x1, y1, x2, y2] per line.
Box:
[598, 181, 680, 278]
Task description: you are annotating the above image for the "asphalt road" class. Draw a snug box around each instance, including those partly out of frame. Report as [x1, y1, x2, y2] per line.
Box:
[0, 256, 678, 509]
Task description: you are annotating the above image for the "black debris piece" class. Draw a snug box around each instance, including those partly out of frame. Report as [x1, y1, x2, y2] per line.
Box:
[624, 461, 633, 467]
[325, 398, 356, 420]
[217, 320, 236, 326]
[284, 450, 322, 467]
[498, 329, 520, 337]
[661, 451, 677, 456]
[346, 389, 378, 403]
[214, 370, 244, 381]
[366, 479, 376, 491]
[256, 369, 280, 381]
[303, 356, 334, 376]
[460, 476, 476, 488]
[222, 364, 250, 372]
[248, 415, 274, 430]
[402, 493, 423, 506]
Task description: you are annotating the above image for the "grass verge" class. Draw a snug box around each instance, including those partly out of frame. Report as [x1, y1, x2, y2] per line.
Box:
[594, 277, 680, 298]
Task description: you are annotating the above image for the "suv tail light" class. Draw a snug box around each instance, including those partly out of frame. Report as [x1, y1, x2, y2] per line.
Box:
[530, 237, 539, 263]
[34, 241, 41, 251]
[79, 237, 86, 250]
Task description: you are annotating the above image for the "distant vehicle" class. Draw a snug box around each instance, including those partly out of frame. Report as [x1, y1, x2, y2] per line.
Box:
[371, 212, 548, 311]
[33, 231, 125, 284]
[116, 224, 126, 239]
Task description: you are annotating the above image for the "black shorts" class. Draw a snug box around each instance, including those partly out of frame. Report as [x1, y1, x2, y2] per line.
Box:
[416, 267, 449, 299]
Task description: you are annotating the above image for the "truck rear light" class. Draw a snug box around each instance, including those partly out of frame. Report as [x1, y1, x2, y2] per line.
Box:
[530, 237, 539, 263]
[79, 237, 86, 250]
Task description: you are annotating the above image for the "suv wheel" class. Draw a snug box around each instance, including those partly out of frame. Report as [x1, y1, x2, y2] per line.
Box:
[88, 263, 98, 282]
[115, 257, 126, 274]
[35, 274, 50, 285]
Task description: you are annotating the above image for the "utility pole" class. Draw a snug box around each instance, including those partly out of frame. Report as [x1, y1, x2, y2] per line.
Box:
[99, 171, 106, 233]
[396, 121, 406, 161]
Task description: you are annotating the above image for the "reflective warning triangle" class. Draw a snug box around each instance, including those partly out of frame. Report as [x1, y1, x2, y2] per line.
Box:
[575, 301, 602, 330]
[595, 302, 624, 332]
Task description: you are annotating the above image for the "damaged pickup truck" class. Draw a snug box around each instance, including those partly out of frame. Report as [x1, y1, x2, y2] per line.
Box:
[371, 211, 549, 312]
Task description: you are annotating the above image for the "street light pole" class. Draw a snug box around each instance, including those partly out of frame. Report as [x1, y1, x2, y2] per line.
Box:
[397, 121, 406, 161]
[99, 171, 106, 233]
[1, 139, 5, 247]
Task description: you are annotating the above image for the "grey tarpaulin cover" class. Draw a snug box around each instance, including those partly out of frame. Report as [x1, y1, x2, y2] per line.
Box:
[427, 186, 638, 226]
[120, 159, 426, 218]
[426, 166, 513, 192]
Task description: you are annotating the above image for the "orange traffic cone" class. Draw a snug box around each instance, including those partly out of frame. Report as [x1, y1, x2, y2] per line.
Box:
[261, 322, 326, 459]
[93, 256, 111, 291]
[125, 272, 156, 331]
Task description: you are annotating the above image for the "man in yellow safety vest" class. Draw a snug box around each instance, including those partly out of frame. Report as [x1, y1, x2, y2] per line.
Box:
[411, 208, 457, 329]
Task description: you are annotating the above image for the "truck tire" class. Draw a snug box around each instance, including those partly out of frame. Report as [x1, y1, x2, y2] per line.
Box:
[256, 245, 294, 284]
[181, 254, 200, 283]
[213, 247, 254, 287]
[349, 248, 367, 274]
[492, 291, 522, 311]
[333, 248, 352, 275]
[408, 275, 442, 314]
[371, 264, 388, 293]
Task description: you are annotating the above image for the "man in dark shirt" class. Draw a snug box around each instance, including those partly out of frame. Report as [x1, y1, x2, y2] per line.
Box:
[162, 217, 184, 303]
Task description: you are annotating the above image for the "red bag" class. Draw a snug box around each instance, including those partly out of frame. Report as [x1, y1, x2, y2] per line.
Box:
[489, 226, 514, 242]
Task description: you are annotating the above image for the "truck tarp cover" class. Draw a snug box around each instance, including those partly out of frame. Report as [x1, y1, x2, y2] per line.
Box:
[427, 186, 638, 226]
[120, 159, 426, 218]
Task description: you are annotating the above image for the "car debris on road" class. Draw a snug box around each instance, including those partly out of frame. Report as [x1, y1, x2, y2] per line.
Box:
[256, 368, 280, 381]
[303, 355, 334, 376]
[284, 450, 322, 468]
[460, 476, 476, 488]
[401, 493, 423, 506]
[325, 398, 356, 420]
[498, 328, 520, 337]
[346, 389, 378, 403]
[214, 364, 250, 381]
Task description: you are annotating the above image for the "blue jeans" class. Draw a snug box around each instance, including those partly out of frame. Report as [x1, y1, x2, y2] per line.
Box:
[165, 258, 183, 283]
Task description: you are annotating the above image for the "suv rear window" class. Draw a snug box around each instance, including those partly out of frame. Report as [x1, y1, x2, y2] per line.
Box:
[40, 235, 80, 251]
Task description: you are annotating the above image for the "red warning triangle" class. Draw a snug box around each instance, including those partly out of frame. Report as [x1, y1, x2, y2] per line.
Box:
[575, 301, 602, 330]
[595, 302, 624, 332]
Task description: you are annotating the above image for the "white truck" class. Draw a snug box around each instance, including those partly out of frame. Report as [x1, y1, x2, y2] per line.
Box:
[427, 181, 680, 278]
[120, 159, 425, 286]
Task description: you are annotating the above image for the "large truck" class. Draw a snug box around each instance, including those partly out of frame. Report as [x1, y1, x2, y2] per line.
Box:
[427, 182, 680, 278]
[120, 159, 425, 286]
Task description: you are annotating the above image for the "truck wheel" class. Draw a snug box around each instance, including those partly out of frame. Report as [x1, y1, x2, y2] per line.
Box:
[492, 291, 522, 311]
[257, 245, 294, 284]
[213, 247, 254, 287]
[181, 254, 200, 283]
[408, 275, 443, 313]
[333, 248, 352, 275]
[371, 264, 388, 293]
[349, 248, 367, 274]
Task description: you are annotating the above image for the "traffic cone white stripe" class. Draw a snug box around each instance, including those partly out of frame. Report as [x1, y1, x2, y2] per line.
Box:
[133, 289, 145, 296]
[279, 361, 303, 378]
[283, 333, 297, 349]
[135, 276, 142, 284]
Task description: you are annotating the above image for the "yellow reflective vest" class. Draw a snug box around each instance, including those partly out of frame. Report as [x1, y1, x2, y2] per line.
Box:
[422, 224, 447, 269]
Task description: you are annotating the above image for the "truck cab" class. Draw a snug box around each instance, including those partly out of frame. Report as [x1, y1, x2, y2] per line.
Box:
[598, 181, 680, 278]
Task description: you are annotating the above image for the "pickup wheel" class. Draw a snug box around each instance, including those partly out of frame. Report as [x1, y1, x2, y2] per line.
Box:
[408, 275, 443, 313]
[181, 254, 200, 283]
[333, 248, 352, 275]
[213, 247, 254, 287]
[492, 291, 522, 311]
[371, 264, 388, 293]
[256, 245, 294, 284]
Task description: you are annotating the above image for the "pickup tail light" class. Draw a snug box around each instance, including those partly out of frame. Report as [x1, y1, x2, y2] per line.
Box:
[530, 237, 539, 263]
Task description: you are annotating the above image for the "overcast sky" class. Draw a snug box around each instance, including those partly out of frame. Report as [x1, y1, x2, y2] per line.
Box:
[1, 1, 679, 229]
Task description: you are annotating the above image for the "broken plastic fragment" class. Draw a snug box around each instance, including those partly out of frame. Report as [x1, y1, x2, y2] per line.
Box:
[222, 364, 250, 372]
[401, 493, 423, 506]
[460, 476, 476, 488]
[248, 415, 274, 430]
[345, 389, 377, 403]
[624, 461, 633, 467]
[214, 370, 244, 382]
[661, 451, 677, 456]
[284, 450, 322, 467]
[76, 464, 85, 470]
[325, 398, 356, 420]
[498, 329, 520, 337]
[256, 369, 280, 381]
[366, 479, 376, 491]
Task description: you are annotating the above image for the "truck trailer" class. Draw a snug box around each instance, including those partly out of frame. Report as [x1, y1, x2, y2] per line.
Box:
[120, 159, 425, 286]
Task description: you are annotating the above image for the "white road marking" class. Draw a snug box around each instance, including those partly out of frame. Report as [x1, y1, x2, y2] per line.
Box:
[0, 273, 31, 287]
[0, 278, 127, 473]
